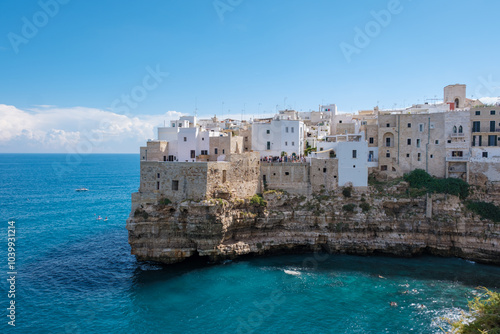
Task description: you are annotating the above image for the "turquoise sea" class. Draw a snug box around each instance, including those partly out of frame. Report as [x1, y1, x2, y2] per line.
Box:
[1, 154, 499, 333]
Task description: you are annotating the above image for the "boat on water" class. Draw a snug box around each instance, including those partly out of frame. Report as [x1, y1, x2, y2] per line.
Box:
[75, 188, 89, 192]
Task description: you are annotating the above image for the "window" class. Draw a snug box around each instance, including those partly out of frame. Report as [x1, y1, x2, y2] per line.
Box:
[488, 135, 497, 146]
[416, 139, 421, 148]
[435, 140, 439, 145]
[473, 122, 482, 134]
[406, 154, 410, 158]
[201, 150, 208, 155]
[266, 130, 270, 134]
[353, 165, 356, 168]
[202, 137, 205, 141]
[430, 154, 433, 158]
[266, 142, 271, 150]
[157, 173, 160, 179]
[475, 110, 481, 116]
[285, 172, 290, 176]
[191, 150, 195, 159]
[419, 124, 424, 132]
[222, 149, 225, 154]
[491, 110, 496, 115]
[178, 123, 182, 128]
[479, 136, 483, 146]
[285, 141, 288, 146]
[369, 151, 374, 161]
[490, 121, 496, 132]
[215, 148, 218, 154]
[339, 120, 342, 123]
[168, 155, 174, 161]
[352, 150, 357, 158]
[156, 182, 160, 190]
[453, 126, 457, 134]
[386, 123, 390, 127]
[323, 168, 327, 173]
[172, 180, 179, 191]
[292, 142, 295, 146]
[459, 126, 463, 133]
[417, 153, 421, 161]
[407, 138, 411, 145]
[163, 156, 166, 161]
[361, 121, 367, 125]
[286, 127, 289, 133]
[472, 136, 476, 147]
[407, 123, 411, 128]
[455, 98, 459, 109]
[430, 123, 435, 129]
[183, 137, 187, 142]
[386, 152, 390, 158]
[245, 137, 248, 142]
[483, 152, 488, 158]
[452, 151, 463, 157]
[385, 137, 391, 147]
[369, 137, 374, 144]
[291, 127, 294, 133]
[381, 165, 388, 171]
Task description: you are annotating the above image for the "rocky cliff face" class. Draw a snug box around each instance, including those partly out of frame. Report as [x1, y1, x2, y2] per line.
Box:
[126, 186, 500, 265]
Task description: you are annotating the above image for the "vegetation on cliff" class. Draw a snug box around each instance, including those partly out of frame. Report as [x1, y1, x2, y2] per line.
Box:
[447, 288, 500, 334]
[404, 169, 470, 199]
[467, 201, 500, 223]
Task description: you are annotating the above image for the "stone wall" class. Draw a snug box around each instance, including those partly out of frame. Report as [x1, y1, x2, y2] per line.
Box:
[260, 162, 311, 195]
[139, 161, 209, 202]
[206, 152, 261, 200]
[310, 159, 338, 192]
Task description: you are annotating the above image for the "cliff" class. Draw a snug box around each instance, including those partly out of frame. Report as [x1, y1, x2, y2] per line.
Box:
[126, 185, 500, 265]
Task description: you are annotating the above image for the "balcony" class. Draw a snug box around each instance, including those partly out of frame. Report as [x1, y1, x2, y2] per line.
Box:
[450, 133, 465, 138]
[446, 155, 470, 162]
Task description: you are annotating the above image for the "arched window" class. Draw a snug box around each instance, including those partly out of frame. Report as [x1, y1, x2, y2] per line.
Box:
[453, 126, 457, 133]
[455, 98, 459, 108]
[459, 125, 463, 133]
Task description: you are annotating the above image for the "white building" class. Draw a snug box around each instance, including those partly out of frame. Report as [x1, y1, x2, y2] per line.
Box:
[310, 133, 368, 187]
[251, 118, 305, 157]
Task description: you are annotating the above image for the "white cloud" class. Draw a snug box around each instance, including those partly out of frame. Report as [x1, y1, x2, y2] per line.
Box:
[479, 97, 500, 106]
[0, 104, 183, 153]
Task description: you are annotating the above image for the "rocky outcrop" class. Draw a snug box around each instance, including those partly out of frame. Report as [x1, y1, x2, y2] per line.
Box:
[126, 187, 500, 265]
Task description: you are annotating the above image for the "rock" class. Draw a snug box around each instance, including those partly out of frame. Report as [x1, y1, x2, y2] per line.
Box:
[126, 191, 500, 265]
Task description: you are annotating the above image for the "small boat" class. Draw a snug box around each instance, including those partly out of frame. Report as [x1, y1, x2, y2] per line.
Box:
[75, 188, 89, 192]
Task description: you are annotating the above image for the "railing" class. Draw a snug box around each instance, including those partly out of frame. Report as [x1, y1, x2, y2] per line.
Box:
[446, 156, 470, 162]
[451, 133, 465, 138]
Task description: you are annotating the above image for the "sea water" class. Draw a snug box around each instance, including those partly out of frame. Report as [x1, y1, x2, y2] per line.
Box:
[0, 154, 499, 334]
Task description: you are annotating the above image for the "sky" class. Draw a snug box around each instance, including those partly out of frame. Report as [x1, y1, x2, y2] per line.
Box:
[1, 0, 500, 153]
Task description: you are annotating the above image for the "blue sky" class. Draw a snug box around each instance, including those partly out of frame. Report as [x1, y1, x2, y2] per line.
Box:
[1, 0, 500, 152]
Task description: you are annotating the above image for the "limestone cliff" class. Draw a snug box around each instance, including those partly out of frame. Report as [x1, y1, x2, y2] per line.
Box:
[126, 186, 500, 265]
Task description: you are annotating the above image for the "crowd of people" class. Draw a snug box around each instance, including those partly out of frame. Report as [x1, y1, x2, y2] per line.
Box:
[260, 155, 307, 163]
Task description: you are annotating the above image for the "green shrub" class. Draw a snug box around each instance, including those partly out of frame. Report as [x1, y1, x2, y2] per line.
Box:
[141, 211, 149, 220]
[404, 169, 469, 199]
[342, 203, 356, 212]
[159, 198, 172, 205]
[359, 202, 370, 212]
[404, 169, 433, 188]
[448, 288, 500, 333]
[467, 201, 500, 223]
[342, 186, 352, 198]
[256, 242, 263, 249]
[250, 194, 267, 207]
